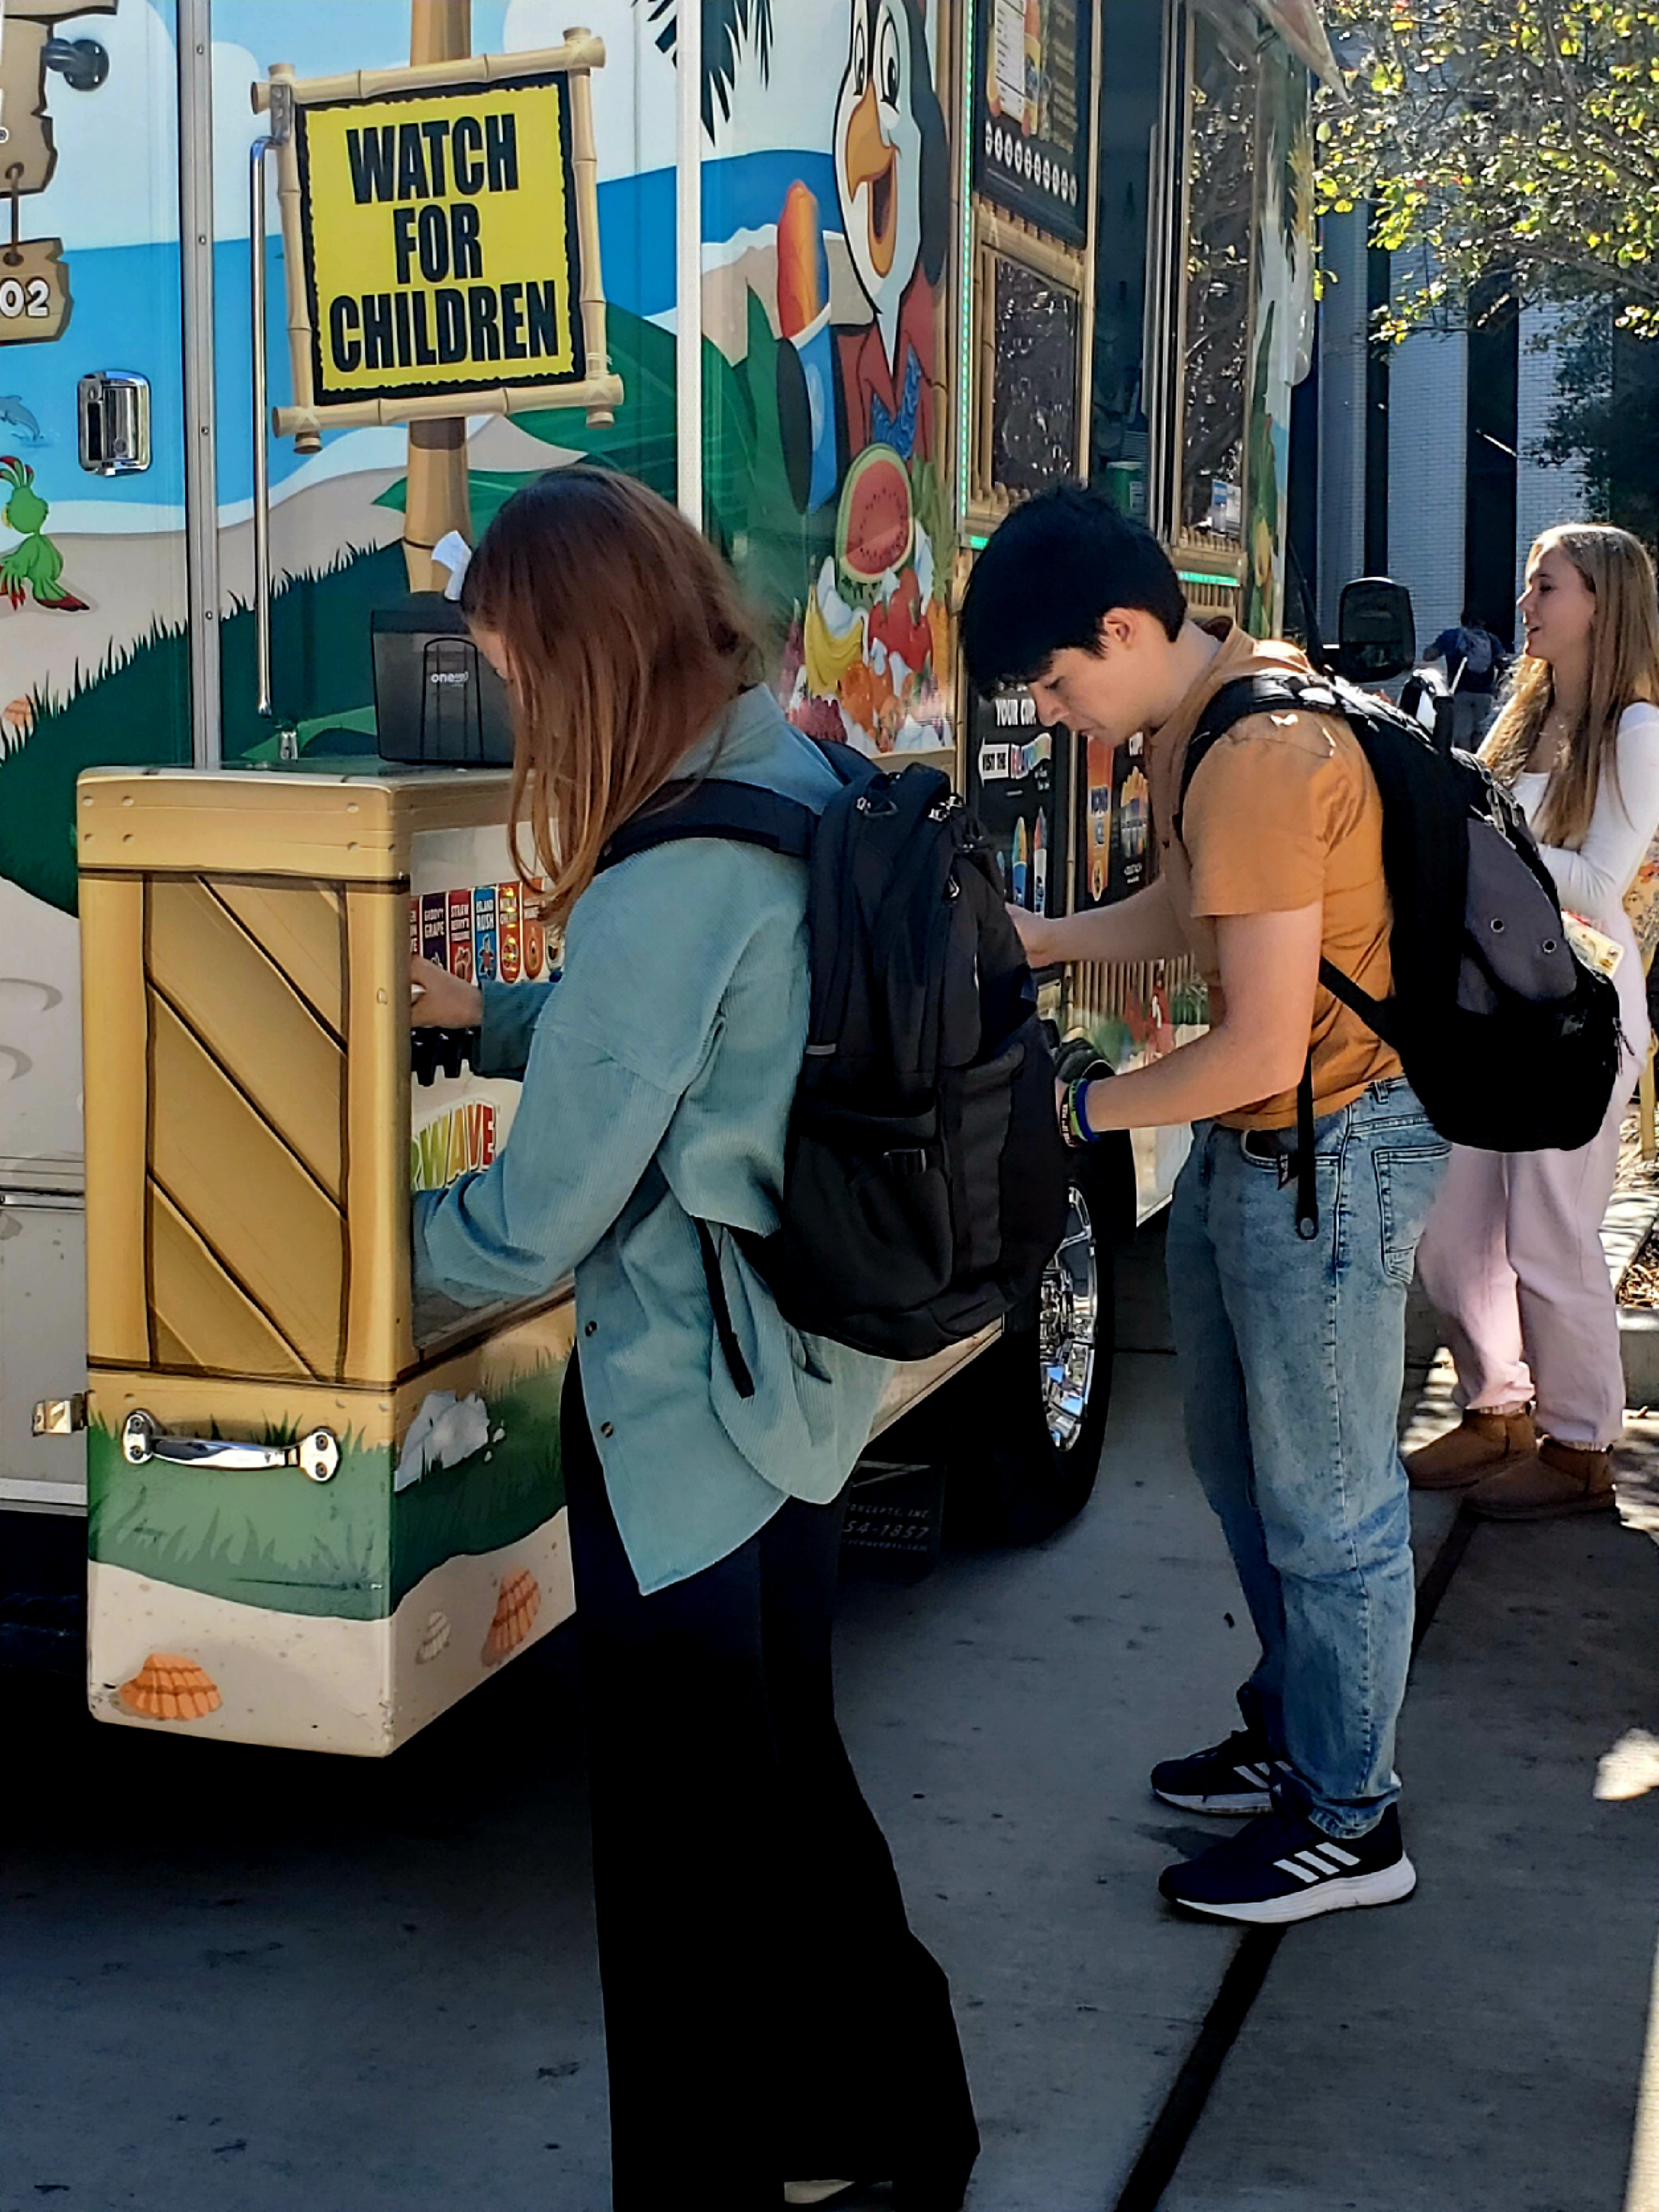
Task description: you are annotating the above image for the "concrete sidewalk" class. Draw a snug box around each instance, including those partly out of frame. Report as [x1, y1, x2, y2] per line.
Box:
[1150, 1227, 1659, 2212]
[2, 1222, 1654, 2211]
[1162, 1510, 1659, 2212]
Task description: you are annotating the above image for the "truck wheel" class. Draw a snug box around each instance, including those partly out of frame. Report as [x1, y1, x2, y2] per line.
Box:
[941, 1135, 1128, 1547]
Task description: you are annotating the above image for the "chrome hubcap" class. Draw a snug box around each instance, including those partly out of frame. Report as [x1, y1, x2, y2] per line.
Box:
[1039, 1184, 1098, 1451]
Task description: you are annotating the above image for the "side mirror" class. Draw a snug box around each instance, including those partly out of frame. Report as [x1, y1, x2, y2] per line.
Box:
[1335, 577, 1416, 684]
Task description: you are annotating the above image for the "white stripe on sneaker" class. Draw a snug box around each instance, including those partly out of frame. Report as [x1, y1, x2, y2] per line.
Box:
[1237, 1765, 1269, 1785]
[1177, 1854, 1418, 1926]
[1273, 1858, 1322, 1883]
[1295, 1850, 1340, 1875]
[1316, 1842, 1362, 1866]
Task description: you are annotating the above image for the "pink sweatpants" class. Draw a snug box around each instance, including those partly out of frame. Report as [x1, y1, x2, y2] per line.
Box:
[1414, 1070, 1633, 1447]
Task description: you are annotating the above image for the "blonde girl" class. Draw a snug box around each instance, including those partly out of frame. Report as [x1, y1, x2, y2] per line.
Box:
[1410, 524, 1659, 1517]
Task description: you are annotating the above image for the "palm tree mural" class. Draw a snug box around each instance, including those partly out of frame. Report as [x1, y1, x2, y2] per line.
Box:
[639, 0, 774, 135]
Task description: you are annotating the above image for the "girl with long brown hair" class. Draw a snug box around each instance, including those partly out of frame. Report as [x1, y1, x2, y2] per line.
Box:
[408, 470, 978, 2211]
[1409, 523, 1659, 1517]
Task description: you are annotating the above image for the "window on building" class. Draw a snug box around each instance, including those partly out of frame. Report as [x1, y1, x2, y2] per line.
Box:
[1465, 276, 1520, 648]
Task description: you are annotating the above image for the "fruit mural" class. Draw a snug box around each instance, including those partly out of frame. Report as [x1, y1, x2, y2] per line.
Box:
[773, 0, 955, 755]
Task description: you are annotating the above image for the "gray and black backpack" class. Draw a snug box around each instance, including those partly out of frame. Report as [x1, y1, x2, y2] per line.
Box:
[1179, 673, 1624, 1233]
[599, 740, 1070, 1381]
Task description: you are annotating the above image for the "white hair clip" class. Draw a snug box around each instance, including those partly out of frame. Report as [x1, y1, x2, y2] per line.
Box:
[433, 529, 473, 602]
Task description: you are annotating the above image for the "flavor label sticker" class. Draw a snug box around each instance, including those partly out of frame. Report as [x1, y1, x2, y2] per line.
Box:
[413, 877, 552, 987]
[522, 878, 546, 980]
[421, 892, 449, 968]
[497, 879, 522, 983]
[411, 830, 553, 996]
[446, 888, 475, 981]
[473, 884, 499, 982]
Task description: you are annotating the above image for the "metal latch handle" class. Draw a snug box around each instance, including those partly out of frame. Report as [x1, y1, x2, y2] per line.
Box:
[122, 1410, 339, 1483]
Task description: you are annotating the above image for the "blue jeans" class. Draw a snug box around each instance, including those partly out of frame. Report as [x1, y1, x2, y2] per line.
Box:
[1166, 1078, 1449, 1838]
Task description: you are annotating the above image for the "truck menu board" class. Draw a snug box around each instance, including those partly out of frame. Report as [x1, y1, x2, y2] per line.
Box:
[972, 0, 1094, 245]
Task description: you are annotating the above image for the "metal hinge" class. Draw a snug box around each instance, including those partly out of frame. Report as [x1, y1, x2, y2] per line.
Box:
[266, 76, 295, 144]
[32, 1396, 88, 1436]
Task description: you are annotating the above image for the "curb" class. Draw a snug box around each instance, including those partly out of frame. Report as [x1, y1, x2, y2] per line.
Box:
[1607, 1160, 1659, 1408]
[1622, 1311, 1659, 1410]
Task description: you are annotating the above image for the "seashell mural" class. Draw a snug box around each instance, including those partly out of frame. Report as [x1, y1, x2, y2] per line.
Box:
[416, 1610, 451, 1664]
[481, 1566, 540, 1666]
[1, 697, 33, 758]
[119, 1651, 222, 1722]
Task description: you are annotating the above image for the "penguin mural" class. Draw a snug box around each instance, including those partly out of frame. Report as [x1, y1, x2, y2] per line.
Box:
[776, 0, 954, 756]
[776, 0, 950, 510]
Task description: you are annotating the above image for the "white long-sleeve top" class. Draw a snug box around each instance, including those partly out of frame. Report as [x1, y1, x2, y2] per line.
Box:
[1513, 699, 1659, 1049]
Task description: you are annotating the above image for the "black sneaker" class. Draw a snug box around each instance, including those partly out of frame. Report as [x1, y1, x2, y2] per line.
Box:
[1159, 1805, 1416, 1925]
[1150, 1728, 1277, 1816]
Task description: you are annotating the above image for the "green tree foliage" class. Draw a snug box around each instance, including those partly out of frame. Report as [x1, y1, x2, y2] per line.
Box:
[1318, 0, 1659, 333]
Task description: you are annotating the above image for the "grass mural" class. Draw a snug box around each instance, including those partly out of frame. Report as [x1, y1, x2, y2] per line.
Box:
[1, 541, 408, 915]
[86, 1359, 567, 1622]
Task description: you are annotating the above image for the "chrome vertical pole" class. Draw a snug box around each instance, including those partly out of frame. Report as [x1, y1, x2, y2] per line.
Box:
[178, 0, 221, 766]
[249, 81, 290, 720]
[675, 0, 703, 528]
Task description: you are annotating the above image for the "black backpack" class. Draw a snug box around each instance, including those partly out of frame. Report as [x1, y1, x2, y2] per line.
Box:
[598, 741, 1070, 1381]
[1179, 673, 1624, 1234]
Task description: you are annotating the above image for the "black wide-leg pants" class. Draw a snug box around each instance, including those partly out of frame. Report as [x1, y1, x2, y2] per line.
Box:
[561, 1362, 979, 2211]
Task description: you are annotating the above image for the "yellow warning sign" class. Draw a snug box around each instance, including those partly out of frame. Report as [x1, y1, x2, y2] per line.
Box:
[300, 76, 580, 399]
[262, 36, 622, 445]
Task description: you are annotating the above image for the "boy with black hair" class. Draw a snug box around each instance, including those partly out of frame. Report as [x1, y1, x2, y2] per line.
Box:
[962, 484, 1448, 1925]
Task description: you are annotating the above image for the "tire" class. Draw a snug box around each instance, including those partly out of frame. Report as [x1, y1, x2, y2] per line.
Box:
[936, 1132, 1131, 1548]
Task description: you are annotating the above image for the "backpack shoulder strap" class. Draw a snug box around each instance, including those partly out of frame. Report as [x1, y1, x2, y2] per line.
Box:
[811, 735, 881, 793]
[597, 778, 817, 874]
[1174, 673, 1334, 843]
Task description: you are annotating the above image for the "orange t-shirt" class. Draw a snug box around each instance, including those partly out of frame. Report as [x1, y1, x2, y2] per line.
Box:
[1144, 622, 1402, 1130]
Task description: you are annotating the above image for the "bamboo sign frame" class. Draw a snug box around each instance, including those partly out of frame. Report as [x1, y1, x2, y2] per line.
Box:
[253, 33, 623, 449]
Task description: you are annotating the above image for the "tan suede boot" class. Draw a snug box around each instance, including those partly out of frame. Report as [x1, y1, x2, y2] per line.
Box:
[1406, 1407, 1536, 1492]
[1466, 1438, 1616, 1520]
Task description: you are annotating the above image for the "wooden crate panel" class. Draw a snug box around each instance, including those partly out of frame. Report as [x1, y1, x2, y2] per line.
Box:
[80, 874, 151, 1367]
[148, 1187, 311, 1380]
[148, 997, 345, 1376]
[148, 878, 345, 1199]
[208, 879, 346, 1035]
